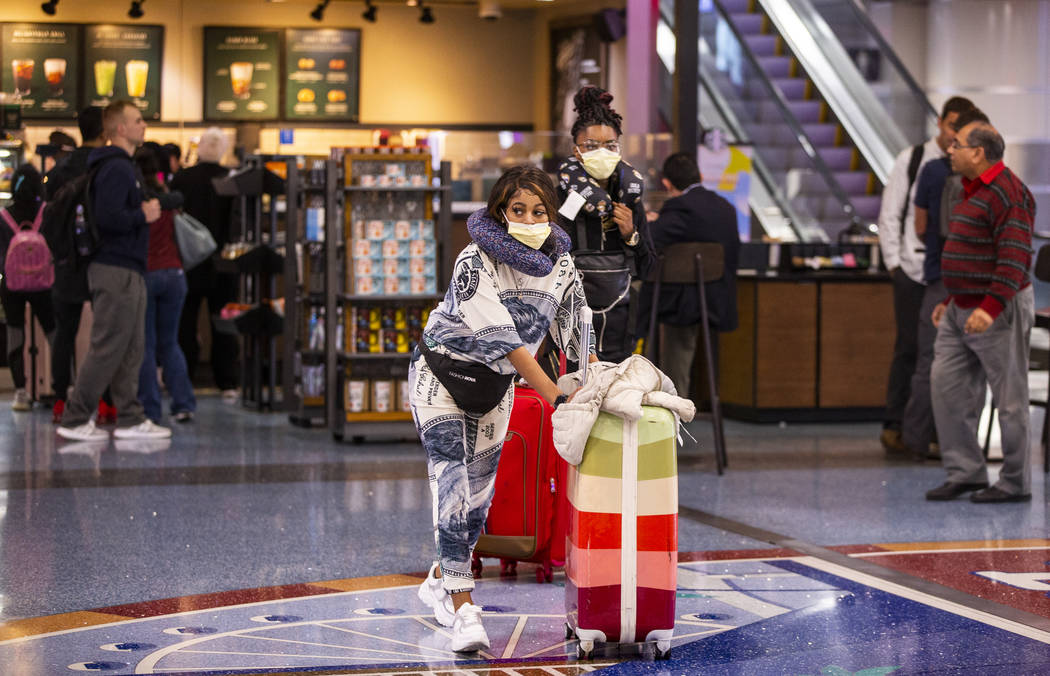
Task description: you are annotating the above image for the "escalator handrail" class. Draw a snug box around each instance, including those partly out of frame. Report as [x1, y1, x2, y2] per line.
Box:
[839, 0, 938, 123]
[707, 0, 862, 226]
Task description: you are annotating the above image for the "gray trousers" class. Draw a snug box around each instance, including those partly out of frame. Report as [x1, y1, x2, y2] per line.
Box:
[61, 262, 147, 428]
[659, 323, 701, 398]
[902, 280, 949, 453]
[931, 286, 1034, 495]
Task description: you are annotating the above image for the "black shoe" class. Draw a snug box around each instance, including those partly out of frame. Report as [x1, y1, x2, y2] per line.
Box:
[970, 486, 1032, 503]
[925, 481, 989, 501]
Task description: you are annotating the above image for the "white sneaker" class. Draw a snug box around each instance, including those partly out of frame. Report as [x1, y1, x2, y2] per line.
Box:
[417, 562, 455, 627]
[450, 603, 489, 653]
[221, 389, 239, 404]
[12, 389, 31, 411]
[57, 419, 109, 441]
[114, 419, 172, 439]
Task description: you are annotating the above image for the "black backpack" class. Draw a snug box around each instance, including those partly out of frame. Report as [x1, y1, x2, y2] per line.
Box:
[41, 160, 108, 270]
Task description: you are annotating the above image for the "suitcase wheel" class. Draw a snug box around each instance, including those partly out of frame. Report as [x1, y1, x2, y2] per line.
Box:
[577, 640, 594, 660]
[655, 640, 672, 660]
[535, 562, 553, 583]
[499, 559, 517, 577]
[471, 555, 483, 579]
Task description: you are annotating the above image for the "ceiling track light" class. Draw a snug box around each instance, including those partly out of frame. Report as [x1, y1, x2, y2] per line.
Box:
[41, 0, 58, 16]
[419, 4, 435, 24]
[362, 0, 378, 23]
[310, 0, 331, 22]
[128, 0, 145, 19]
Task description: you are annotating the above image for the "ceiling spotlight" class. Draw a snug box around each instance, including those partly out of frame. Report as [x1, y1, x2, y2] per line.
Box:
[310, 0, 330, 21]
[41, 0, 58, 15]
[419, 4, 435, 23]
[362, 0, 378, 22]
[127, 0, 144, 19]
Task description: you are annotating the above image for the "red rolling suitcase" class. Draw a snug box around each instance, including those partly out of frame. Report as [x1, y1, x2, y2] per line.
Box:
[472, 385, 569, 583]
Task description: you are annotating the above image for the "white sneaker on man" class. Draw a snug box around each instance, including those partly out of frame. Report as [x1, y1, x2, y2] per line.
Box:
[450, 603, 489, 653]
[57, 419, 109, 441]
[114, 419, 172, 439]
[12, 389, 31, 411]
[417, 562, 455, 627]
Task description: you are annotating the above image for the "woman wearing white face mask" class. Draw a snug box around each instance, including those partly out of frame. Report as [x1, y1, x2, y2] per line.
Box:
[410, 166, 596, 653]
[555, 86, 652, 365]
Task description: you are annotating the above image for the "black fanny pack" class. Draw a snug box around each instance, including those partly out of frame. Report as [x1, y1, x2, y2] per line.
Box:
[420, 341, 514, 417]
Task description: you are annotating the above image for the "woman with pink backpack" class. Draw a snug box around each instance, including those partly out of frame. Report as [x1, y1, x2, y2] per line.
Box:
[0, 164, 56, 411]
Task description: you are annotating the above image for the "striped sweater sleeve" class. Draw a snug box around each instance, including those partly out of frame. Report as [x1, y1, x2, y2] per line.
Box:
[978, 180, 1035, 318]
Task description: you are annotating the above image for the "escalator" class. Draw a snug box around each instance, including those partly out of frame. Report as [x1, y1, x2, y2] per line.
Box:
[679, 0, 938, 242]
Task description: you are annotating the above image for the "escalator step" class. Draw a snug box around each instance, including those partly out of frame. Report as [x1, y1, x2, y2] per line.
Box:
[744, 34, 778, 57]
[772, 78, 807, 100]
[729, 12, 763, 34]
[720, 0, 753, 13]
[758, 56, 792, 78]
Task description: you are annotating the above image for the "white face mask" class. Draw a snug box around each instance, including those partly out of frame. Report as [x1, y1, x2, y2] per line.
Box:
[578, 147, 621, 180]
[505, 211, 551, 250]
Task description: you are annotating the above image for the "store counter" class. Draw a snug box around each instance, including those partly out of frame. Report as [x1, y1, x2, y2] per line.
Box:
[718, 269, 894, 422]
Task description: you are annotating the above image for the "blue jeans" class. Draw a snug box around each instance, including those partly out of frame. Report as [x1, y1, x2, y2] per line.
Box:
[139, 268, 196, 421]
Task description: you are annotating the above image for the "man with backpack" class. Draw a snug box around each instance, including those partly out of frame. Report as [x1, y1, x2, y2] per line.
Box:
[0, 165, 55, 411]
[55, 100, 170, 442]
[876, 96, 974, 456]
[43, 106, 117, 423]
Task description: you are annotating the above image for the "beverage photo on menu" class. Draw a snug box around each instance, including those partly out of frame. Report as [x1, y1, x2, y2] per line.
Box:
[1, 22, 79, 118]
[284, 27, 360, 122]
[204, 26, 280, 121]
[83, 24, 164, 119]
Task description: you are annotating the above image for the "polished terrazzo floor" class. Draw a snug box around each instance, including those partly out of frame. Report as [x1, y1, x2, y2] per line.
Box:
[0, 391, 1048, 674]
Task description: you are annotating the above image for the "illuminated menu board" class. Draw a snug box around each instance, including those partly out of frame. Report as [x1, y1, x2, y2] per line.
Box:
[83, 24, 163, 120]
[0, 23, 80, 119]
[284, 28, 360, 122]
[204, 26, 280, 121]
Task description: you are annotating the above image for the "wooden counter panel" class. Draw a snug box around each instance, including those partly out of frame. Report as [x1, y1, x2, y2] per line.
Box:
[819, 281, 894, 407]
[756, 282, 817, 408]
[719, 280, 756, 406]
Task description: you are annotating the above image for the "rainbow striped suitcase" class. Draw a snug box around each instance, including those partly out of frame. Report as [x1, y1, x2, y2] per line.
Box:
[565, 406, 678, 660]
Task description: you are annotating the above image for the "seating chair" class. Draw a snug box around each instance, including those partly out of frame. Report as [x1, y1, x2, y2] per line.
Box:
[645, 242, 727, 475]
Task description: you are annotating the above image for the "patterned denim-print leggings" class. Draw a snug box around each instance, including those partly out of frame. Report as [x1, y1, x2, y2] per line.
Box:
[409, 354, 514, 593]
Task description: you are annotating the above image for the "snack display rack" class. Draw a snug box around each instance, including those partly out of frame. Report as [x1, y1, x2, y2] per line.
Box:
[285, 148, 451, 441]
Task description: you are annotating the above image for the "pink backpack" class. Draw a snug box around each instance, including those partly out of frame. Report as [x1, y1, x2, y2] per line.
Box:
[2, 204, 54, 292]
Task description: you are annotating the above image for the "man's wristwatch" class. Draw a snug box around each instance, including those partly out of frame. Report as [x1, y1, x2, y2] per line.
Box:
[553, 394, 568, 408]
[624, 229, 640, 247]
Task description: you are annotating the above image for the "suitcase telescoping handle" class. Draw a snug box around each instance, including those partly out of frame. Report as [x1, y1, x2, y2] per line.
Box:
[579, 306, 592, 386]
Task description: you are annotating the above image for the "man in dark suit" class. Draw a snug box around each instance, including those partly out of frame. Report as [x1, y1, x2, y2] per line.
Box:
[639, 152, 740, 398]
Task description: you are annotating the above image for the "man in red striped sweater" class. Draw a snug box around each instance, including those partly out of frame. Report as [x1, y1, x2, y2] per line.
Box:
[926, 121, 1036, 503]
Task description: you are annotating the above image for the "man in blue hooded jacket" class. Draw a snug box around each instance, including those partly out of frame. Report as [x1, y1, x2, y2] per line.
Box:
[56, 100, 171, 442]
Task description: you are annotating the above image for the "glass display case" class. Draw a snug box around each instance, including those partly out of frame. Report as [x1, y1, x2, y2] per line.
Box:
[0, 140, 25, 208]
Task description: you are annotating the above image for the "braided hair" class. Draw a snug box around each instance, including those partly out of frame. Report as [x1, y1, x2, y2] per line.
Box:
[570, 86, 623, 141]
